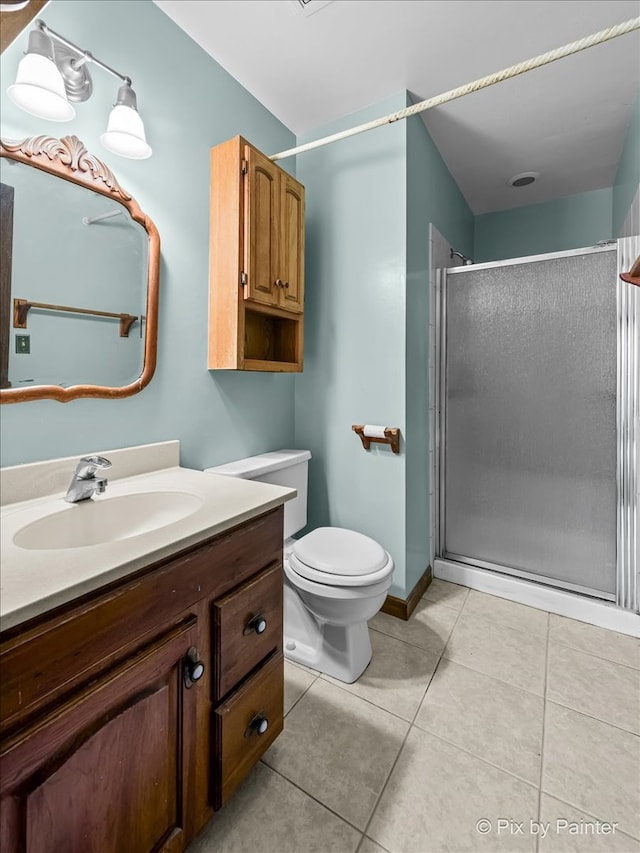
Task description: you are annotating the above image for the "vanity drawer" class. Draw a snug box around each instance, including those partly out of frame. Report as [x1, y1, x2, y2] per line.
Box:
[212, 562, 283, 701]
[212, 652, 283, 808]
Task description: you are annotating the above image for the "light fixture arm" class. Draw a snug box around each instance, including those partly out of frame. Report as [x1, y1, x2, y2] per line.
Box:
[35, 19, 132, 87]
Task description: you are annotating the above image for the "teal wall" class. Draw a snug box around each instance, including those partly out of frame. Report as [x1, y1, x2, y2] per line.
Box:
[293, 93, 409, 597]
[405, 99, 473, 592]
[613, 90, 640, 237]
[474, 187, 613, 263]
[294, 93, 473, 597]
[0, 0, 297, 469]
[3, 2, 630, 600]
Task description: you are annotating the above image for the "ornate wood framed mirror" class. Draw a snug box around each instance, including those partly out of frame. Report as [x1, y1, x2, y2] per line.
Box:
[0, 134, 159, 403]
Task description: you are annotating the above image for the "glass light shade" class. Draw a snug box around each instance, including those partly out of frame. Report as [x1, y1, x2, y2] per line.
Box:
[100, 104, 152, 160]
[7, 53, 75, 121]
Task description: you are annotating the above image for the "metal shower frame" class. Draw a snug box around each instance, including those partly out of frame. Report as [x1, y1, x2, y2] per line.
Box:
[434, 239, 639, 612]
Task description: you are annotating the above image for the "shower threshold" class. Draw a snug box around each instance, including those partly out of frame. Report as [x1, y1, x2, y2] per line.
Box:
[434, 557, 639, 638]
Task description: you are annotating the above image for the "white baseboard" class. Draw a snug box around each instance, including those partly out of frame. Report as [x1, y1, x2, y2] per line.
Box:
[434, 559, 640, 638]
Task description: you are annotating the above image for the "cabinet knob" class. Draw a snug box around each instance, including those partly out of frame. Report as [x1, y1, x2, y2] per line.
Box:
[275, 278, 284, 288]
[243, 614, 267, 635]
[283, 281, 289, 289]
[245, 713, 269, 737]
[184, 647, 205, 688]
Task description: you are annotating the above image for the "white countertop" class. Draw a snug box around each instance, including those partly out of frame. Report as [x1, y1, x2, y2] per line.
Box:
[1, 464, 294, 632]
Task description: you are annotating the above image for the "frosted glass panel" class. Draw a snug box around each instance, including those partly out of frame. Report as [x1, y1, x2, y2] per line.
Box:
[443, 250, 617, 596]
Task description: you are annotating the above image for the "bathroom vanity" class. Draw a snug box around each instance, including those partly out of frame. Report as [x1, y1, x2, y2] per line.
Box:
[0, 442, 293, 852]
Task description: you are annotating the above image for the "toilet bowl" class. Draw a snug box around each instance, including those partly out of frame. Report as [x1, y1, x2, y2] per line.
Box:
[283, 527, 394, 682]
[205, 450, 394, 684]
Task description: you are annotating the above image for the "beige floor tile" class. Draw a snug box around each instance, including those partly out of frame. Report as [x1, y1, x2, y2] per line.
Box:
[369, 598, 459, 656]
[263, 678, 409, 830]
[186, 762, 361, 853]
[542, 702, 640, 839]
[463, 589, 548, 637]
[422, 578, 469, 611]
[358, 837, 389, 853]
[322, 629, 440, 721]
[547, 643, 640, 734]
[549, 615, 640, 670]
[415, 658, 544, 783]
[284, 660, 316, 716]
[368, 727, 538, 852]
[286, 658, 320, 676]
[443, 612, 547, 695]
[539, 795, 640, 852]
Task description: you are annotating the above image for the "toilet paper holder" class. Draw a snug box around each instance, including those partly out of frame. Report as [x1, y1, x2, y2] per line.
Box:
[352, 424, 400, 454]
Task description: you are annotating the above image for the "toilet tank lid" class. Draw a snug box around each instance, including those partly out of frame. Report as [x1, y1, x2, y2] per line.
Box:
[204, 449, 311, 479]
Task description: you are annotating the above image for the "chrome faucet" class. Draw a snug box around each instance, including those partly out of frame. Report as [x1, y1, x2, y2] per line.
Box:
[65, 455, 112, 503]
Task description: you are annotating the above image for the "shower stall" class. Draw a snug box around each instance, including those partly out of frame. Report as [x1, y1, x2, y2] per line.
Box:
[434, 238, 639, 618]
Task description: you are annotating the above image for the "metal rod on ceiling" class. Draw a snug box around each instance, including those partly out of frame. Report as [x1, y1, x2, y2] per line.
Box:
[270, 17, 640, 162]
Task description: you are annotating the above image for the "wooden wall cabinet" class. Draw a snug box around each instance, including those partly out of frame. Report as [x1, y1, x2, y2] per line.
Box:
[209, 136, 305, 372]
[0, 508, 284, 852]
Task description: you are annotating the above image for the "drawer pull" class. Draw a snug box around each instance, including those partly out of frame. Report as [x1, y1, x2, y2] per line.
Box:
[184, 647, 205, 688]
[243, 614, 267, 635]
[245, 713, 269, 737]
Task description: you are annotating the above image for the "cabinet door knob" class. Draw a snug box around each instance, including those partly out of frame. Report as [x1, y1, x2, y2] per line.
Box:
[243, 614, 267, 635]
[245, 713, 269, 737]
[275, 278, 284, 288]
[184, 647, 205, 688]
[283, 281, 289, 289]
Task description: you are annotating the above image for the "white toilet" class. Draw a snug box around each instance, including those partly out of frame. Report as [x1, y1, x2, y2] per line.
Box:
[206, 450, 394, 683]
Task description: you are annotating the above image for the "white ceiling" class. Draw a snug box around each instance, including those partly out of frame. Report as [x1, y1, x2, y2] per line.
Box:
[155, 0, 640, 214]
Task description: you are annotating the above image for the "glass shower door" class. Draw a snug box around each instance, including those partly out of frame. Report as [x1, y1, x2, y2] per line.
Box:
[440, 246, 617, 599]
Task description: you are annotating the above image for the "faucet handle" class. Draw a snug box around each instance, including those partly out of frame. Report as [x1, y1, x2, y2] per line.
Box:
[76, 455, 112, 478]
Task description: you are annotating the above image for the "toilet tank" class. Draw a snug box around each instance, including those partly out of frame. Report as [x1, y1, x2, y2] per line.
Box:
[204, 449, 311, 539]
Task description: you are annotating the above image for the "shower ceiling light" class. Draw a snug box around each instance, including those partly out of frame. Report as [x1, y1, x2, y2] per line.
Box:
[508, 172, 539, 187]
[6, 19, 152, 159]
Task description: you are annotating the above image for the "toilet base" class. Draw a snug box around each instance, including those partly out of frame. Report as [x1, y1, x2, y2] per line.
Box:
[283, 580, 373, 683]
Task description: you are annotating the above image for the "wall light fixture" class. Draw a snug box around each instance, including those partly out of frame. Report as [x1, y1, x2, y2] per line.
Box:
[7, 19, 152, 159]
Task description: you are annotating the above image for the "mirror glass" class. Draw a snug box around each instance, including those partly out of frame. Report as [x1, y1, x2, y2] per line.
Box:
[0, 135, 159, 403]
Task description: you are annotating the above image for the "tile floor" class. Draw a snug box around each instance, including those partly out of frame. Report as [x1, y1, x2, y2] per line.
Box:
[188, 581, 640, 853]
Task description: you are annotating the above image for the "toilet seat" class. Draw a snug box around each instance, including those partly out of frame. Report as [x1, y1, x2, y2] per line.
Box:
[289, 527, 394, 587]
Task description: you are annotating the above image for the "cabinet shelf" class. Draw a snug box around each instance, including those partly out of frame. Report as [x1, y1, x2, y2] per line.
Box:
[244, 306, 302, 370]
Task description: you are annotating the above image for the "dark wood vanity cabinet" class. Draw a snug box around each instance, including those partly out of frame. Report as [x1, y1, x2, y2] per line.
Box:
[0, 507, 285, 852]
[1, 620, 199, 853]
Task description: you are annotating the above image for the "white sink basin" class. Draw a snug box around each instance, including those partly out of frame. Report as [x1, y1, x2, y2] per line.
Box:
[13, 491, 204, 550]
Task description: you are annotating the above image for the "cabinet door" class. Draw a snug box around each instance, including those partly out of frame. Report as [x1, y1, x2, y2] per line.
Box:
[279, 172, 305, 313]
[0, 619, 200, 853]
[244, 145, 279, 307]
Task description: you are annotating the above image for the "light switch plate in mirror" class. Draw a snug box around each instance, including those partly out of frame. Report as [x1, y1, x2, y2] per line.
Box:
[0, 135, 159, 403]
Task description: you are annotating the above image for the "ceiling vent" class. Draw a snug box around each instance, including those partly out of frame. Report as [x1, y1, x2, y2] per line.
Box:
[508, 172, 539, 188]
[288, 0, 335, 18]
